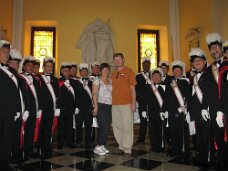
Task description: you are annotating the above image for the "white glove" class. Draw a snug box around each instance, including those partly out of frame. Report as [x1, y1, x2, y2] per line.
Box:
[36, 110, 42, 118]
[75, 108, 80, 115]
[142, 111, 147, 118]
[178, 106, 187, 114]
[164, 111, 168, 119]
[22, 110, 29, 122]
[201, 109, 210, 121]
[216, 111, 224, 128]
[185, 112, 191, 123]
[54, 109, 60, 117]
[160, 112, 166, 120]
[147, 79, 152, 84]
[14, 112, 20, 121]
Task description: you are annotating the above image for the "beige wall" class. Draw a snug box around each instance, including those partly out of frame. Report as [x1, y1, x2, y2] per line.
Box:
[5, 0, 227, 74]
[22, 0, 170, 74]
[0, 0, 13, 41]
[179, 0, 213, 70]
[211, 0, 228, 40]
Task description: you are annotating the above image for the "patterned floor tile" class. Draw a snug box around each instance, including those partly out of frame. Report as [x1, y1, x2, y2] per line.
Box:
[68, 160, 115, 171]
[120, 158, 162, 170]
[16, 160, 63, 171]
[138, 151, 174, 162]
[70, 150, 95, 159]
[151, 163, 199, 171]
[46, 155, 87, 166]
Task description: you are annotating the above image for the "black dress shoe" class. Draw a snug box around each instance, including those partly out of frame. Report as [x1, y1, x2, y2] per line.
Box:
[70, 145, 76, 149]
[113, 149, 124, 155]
[136, 139, 145, 144]
[151, 147, 161, 153]
[2, 166, 17, 171]
[85, 143, 93, 149]
[57, 146, 63, 150]
[30, 152, 39, 159]
[123, 153, 132, 157]
[76, 143, 82, 148]
[40, 153, 51, 160]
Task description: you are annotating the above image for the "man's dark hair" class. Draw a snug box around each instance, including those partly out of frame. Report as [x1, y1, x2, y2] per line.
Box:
[113, 53, 124, 59]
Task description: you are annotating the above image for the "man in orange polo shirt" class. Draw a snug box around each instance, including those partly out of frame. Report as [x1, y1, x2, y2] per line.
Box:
[111, 53, 136, 155]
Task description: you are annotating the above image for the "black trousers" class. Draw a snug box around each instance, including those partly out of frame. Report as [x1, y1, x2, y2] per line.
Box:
[58, 109, 73, 147]
[148, 112, 162, 150]
[138, 107, 148, 141]
[11, 117, 22, 161]
[24, 111, 36, 156]
[39, 111, 54, 155]
[217, 141, 228, 171]
[75, 108, 93, 145]
[0, 117, 14, 169]
[164, 120, 171, 147]
[194, 113, 213, 165]
[96, 103, 112, 145]
[169, 113, 190, 158]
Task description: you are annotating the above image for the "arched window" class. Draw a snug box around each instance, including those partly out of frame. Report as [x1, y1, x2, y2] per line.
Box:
[138, 29, 160, 72]
[31, 27, 56, 71]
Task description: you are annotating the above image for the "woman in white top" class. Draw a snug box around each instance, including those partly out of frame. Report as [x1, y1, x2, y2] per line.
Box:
[92, 63, 112, 155]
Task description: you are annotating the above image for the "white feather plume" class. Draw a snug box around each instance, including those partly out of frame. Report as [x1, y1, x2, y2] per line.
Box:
[188, 48, 206, 58]
[79, 63, 89, 70]
[151, 68, 164, 77]
[70, 61, 77, 66]
[159, 61, 169, 67]
[90, 61, 100, 67]
[222, 40, 228, 49]
[171, 60, 185, 69]
[171, 60, 186, 76]
[205, 33, 222, 45]
[10, 49, 22, 60]
[18, 56, 35, 73]
[0, 40, 10, 48]
[43, 56, 55, 63]
[61, 61, 72, 67]
[142, 57, 151, 63]
[23, 56, 36, 62]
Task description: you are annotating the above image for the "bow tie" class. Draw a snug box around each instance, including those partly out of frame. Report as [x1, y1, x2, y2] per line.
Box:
[91, 74, 99, 77]
[215, 60, 222, 65]
[45, 74, 51, 77]
[1, 63, 8, 67]
[25, 73, 33, 76]
[154, 83, 161, 87]
[82, 77, 89, 81]
[194, 71, 202, 74]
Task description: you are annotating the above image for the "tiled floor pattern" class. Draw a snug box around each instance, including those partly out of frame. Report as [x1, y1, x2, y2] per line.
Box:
[12, 125, 200, 171]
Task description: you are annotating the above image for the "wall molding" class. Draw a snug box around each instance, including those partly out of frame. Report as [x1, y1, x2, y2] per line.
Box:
[12, 0, 23, 51]
[169, 0, 180, 60]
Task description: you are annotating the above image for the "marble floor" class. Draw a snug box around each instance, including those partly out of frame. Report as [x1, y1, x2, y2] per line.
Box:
[12, 125, 200, 171]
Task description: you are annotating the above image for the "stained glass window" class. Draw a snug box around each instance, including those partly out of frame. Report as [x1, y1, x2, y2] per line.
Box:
[138, 30, 160, 72]
[31, 27, 56, 71]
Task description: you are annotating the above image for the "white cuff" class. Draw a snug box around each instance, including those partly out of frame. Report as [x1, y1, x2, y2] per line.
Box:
[55, 109, 60, 117]
[37, 110, 42, 118]
[142, 111, 147, 118]
[14, 112, 21, 121]
[75, 108, 80, 115]
[22, 110, 29, 122]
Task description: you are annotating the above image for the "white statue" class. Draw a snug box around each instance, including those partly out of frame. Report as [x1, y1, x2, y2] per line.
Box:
[76, 19, 115, 64]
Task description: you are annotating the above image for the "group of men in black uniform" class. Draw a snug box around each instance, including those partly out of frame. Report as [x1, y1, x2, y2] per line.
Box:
[136, 33, 228, 170]
[0, 32, 228, 171]
[0, 40, 100, 171]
